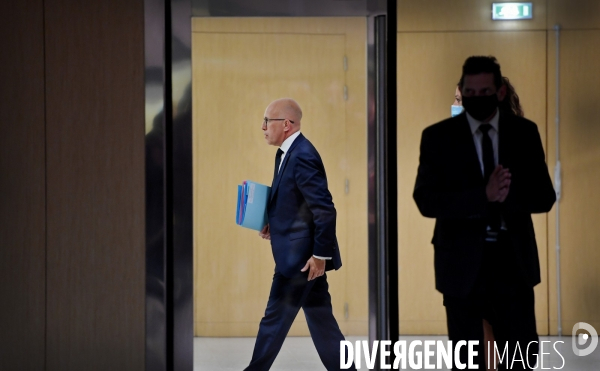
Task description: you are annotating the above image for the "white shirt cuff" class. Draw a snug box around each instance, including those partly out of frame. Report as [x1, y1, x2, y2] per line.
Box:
[313, 255, 332, 260]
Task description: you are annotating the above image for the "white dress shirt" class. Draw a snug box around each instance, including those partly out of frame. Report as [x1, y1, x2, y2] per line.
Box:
[278, 131, 301, 173]
[278, 131, 331, 260]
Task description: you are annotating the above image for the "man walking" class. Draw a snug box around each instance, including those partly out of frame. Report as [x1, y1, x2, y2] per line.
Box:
[245, 98, 353, 371]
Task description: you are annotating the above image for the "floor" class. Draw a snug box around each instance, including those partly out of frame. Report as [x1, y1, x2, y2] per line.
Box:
[194, 335, 600, 370]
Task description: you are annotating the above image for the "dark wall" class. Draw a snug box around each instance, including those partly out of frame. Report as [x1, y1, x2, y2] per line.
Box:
[0, 1, 146, 370]
[0, 1, 47, 369]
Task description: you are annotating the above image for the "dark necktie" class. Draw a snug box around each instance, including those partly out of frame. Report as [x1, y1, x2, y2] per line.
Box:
[480, 123, 500, 234]
[273, 149, 284, 182]
[479, 124, 495, 184]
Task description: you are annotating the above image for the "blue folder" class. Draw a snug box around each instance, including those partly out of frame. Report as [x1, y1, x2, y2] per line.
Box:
[236, 180, 270, 231]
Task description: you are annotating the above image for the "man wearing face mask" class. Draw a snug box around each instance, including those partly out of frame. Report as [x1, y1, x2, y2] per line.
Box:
[452, 74, 525, 119]
[414, 56, 556, 370]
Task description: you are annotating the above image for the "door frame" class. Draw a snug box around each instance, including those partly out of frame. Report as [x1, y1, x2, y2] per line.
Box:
[143, 1, 397, 369]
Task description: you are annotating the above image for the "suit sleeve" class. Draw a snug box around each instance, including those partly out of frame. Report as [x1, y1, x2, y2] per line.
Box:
[503, 124, 556, 214]
[413, 127, 489, 219]
[294, 152, 336, 258]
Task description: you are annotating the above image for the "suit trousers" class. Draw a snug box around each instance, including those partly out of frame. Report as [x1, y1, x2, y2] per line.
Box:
[443, 232, 539, 370]
[245, 271, 354, 371]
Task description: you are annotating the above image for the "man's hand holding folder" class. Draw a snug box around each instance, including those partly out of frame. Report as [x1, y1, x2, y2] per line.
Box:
[258, 224, 270, 240]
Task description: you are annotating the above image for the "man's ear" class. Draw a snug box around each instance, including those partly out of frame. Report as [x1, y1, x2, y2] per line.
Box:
[497, 84, 507, 102]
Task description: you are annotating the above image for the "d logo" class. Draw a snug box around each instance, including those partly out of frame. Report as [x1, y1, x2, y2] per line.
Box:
[572, 322, 598, 357]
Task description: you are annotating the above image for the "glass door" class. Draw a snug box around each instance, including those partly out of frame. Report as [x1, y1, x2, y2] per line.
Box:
[145, 1, 396, 369]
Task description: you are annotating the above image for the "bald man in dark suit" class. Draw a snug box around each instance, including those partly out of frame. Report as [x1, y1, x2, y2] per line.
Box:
[245, 98, 353, 371]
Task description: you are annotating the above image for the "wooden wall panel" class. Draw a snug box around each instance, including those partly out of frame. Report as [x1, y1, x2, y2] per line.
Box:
[193, 30, 346, 337]
[547, 30, 600, 335]
[44, 1, 146, 370]
[192, 17, 368, 337]
[0, 1, 46, 370]
[397, 31, 549, 335]
[398, 0, 547, 32]
[548, 0, 600, 30]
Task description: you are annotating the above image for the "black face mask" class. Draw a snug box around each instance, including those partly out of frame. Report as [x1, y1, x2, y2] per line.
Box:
[461, 94, 499, 121]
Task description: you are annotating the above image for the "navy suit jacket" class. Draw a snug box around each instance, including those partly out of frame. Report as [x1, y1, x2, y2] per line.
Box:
[413, 111, 556, 297]
[268, 133, 342, 278]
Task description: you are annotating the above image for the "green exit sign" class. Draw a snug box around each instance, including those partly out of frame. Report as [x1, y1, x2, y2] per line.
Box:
[492, 2, 533, 20]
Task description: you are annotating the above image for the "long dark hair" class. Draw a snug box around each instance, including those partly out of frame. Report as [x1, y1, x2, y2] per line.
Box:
[500, 76, 524, 117]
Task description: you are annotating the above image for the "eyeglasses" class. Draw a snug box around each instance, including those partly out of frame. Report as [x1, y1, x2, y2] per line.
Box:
[262, 118, 295, 127]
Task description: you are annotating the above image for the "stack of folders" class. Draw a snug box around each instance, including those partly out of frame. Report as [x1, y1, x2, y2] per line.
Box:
[236, 180, 271, 231]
